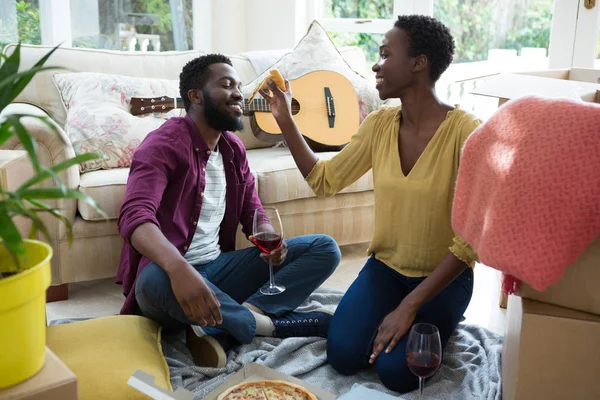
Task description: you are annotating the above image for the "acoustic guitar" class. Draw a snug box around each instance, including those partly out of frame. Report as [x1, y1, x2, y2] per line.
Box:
[129, 70, 359, 152]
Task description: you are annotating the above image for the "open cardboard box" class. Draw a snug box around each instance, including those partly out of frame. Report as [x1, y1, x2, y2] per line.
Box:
[471, 67, 600, 106]
[128, 363, 335, 400]
[503, 296, 600, 400]
[204, 363, 336, 400]
[0, 348, 78, 400]
[517, 235, 600, 316]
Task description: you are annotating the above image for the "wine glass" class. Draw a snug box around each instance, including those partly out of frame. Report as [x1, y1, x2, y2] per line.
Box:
[406, 323, 442, 400]
[253, 206, 285, 295]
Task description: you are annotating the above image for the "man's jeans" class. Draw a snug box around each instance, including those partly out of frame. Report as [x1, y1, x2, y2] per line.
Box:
[135, 234, 341, 344]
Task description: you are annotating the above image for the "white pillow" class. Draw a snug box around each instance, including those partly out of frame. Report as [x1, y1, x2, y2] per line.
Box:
[242, 20, 382, 125]
[53, 72, 182, 173]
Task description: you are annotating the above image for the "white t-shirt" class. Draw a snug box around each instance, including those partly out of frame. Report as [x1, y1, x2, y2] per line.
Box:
[184, 146, 226, 265]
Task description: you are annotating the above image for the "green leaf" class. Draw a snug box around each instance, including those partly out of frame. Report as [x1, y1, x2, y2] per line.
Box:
[0, 43, 63, 109]
[19, 152, 102, 192]
[20, 187, 108, 220]
[27, 199, 73, 245]
[10, 201, 52, 243]
[0, 65, 66, 109]
[0, 122, 11, 147]
[0, 211, 25, 257]
[6, 114, 40, 172]
[40, 166, 66, 194]
[31, 43, 61, 69]
[0, 42, 20, 81]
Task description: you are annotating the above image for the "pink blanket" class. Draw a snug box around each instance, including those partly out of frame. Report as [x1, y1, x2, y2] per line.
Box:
[452, 95, 600, 293]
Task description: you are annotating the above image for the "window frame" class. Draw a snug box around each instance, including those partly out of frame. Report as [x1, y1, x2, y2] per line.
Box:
[315, 0, 595, 71]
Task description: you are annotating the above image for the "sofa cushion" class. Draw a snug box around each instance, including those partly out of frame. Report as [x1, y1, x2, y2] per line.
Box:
[77, 146, 373, 220]
[78, 166, 260, 222]
[53, 72, 184, 172]
[246, 147, 374, 204]
[47, 315, 171, 400]
[79, 168, 129, 221]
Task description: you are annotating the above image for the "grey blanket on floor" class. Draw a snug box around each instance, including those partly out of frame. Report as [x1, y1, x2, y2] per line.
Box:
[161, 288, 503, 400]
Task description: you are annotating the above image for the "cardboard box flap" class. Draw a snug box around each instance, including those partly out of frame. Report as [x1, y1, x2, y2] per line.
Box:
[0, 348, 78, 400]
[472, 73, 600, 102]
[568, 67, 600, 84]
[204, 363, 335, 400]
[522, 298, 600, 323]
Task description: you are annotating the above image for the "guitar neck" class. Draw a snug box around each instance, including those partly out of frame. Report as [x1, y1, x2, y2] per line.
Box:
[130, 96, 271, 115]
[243, 98, 271, 113]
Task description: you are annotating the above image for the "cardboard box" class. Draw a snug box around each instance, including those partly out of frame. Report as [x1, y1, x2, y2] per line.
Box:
[517, 235, 600, 316]
[0, 348, 78, 400]
[503, 296, 600, 400]
[204, 363, 335, 400]
[0, 150, 32, 191]
[472, 67, 600, 106]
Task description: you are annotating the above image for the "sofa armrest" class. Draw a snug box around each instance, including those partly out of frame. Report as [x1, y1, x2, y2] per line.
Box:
[1, 103, 79, 284]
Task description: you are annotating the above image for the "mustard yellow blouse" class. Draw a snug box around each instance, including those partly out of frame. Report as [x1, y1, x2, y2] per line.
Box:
[305, 105, 481, 277]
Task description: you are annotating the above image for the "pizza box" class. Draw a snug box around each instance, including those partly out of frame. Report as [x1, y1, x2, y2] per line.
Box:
[204, 363, 336, 400]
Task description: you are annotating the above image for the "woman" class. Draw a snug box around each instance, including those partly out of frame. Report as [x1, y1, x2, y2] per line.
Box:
[260, 15, 480, 393]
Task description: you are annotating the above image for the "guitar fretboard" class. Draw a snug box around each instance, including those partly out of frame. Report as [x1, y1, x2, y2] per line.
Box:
[243, 98, 271, 112]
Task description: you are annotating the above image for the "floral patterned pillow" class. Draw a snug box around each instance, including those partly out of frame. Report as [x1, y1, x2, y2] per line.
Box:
[53, 72, 183, 173]
[241, 20, 382, 126]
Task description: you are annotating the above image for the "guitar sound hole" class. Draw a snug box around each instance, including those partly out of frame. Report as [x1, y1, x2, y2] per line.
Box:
[291, 99, 300, 116]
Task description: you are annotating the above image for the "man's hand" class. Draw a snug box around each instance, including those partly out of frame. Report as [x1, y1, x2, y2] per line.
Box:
[369, 301, 418, 363]
[167, 261, 222, 326]
[249, 236, 288, 267]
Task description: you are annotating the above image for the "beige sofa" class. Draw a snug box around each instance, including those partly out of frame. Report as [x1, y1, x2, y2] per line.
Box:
[1, 44, 375, 298]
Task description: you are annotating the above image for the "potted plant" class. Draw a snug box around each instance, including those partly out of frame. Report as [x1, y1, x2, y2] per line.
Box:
[0, 43, 105, 388]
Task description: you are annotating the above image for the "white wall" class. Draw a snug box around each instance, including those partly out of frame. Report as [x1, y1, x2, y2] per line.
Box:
[198, 0, 316, 54]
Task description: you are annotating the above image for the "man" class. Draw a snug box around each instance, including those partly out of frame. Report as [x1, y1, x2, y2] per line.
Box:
[116, 54, 341, 368]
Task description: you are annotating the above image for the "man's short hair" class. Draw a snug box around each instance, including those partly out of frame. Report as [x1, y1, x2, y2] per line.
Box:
[179, 54, 233, 111]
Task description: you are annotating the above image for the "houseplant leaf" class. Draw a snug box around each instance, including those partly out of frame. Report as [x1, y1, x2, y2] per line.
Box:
[26, 198, 74, 245]
[0, 66, 65, 110]
[0, 42, 21, 81]
[19, 153, 102, 191]
[18, 187, 107, 219]
[5, 114, 40, 172]
[0, 210, 26, 258]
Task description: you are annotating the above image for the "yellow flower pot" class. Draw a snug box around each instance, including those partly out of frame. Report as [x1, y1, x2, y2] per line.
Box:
[0, 240, 52, 389]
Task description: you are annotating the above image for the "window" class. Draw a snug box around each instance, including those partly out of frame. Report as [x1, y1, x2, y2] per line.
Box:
[0, 0, 193, 53]
[434, 0, 554, 67]
[0, 0, 41, 53]
[319, 0, 397, 66]
[71, 0, 194, 52]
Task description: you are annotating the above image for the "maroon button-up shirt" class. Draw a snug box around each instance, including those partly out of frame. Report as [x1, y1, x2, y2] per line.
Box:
[116, 114, 263, 315]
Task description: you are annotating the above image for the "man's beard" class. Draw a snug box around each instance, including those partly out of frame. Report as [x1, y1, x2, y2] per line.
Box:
[203, 89, 244, 132]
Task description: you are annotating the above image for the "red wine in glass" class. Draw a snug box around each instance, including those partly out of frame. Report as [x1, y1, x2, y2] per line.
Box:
[407, 351, 441, 378]
[253, 207, 285, 295]
[253, 232, 283, 254]
[406, 323, 442, 400]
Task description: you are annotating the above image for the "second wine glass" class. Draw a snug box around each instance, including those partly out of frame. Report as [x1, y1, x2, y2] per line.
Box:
[253, 206, 285, 295]
[406, 323, 442, 400]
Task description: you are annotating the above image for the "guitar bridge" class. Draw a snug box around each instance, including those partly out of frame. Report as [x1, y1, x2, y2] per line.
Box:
[324, 87, 335, 128]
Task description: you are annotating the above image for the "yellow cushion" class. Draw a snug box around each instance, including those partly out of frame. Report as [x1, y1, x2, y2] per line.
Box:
[47, 315, 172, 400]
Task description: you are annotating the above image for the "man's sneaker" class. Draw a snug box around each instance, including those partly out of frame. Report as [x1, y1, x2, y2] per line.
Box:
[185, 326, 236, 368]
[270, 311, 333, 339]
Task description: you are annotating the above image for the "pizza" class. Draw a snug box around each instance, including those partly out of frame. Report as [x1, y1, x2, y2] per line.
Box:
[247, 68, 286, 104]
[216, 379, 318, 400]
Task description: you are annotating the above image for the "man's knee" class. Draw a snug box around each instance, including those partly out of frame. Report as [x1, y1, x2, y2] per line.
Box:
[376, 354, 419, 394]
[326, 337, 366, 376]
[313, 235, 342, 274]
[135, 263, 172, 309]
